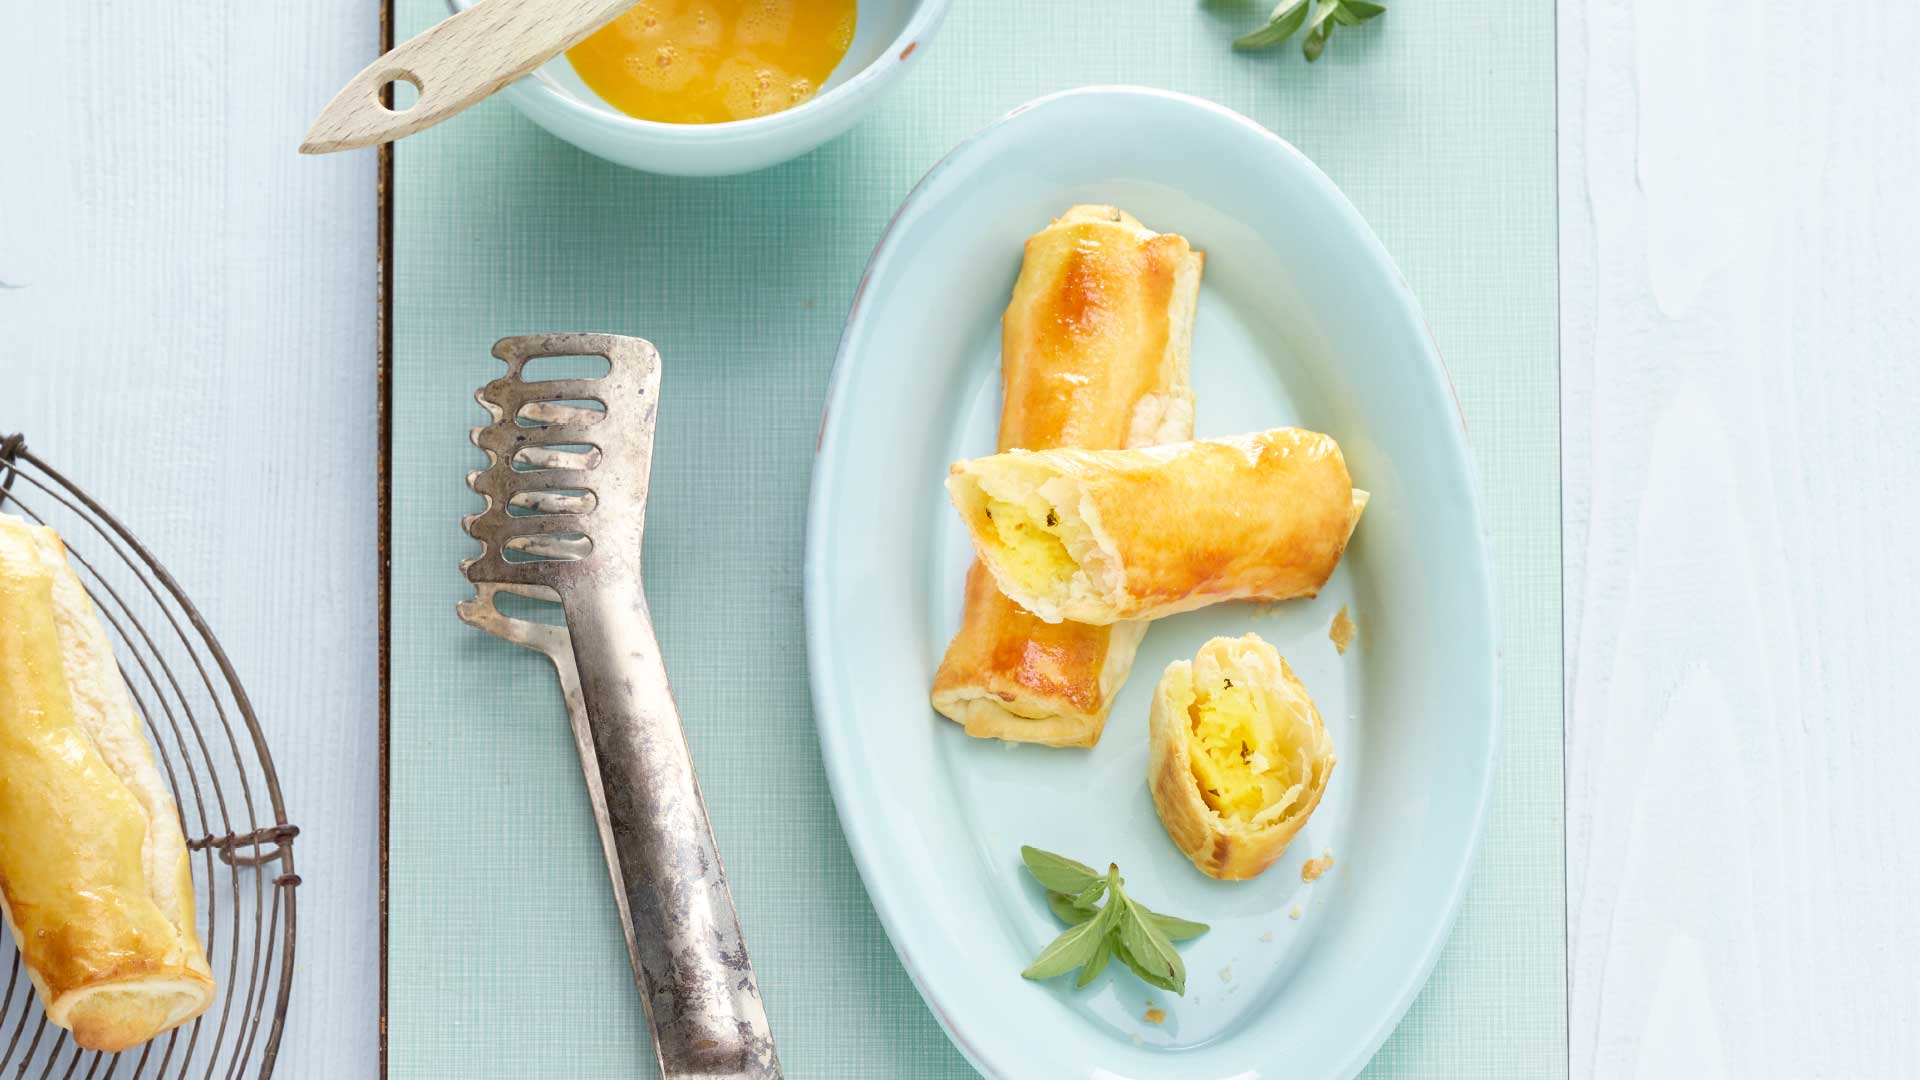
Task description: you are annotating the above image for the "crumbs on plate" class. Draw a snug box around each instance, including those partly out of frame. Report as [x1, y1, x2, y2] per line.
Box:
[1144, 1008, 1165, 1024]
[1301, 852, 1335, 882]
[1288, 904, 1303, 920]
[1329, 605, 1358, 654]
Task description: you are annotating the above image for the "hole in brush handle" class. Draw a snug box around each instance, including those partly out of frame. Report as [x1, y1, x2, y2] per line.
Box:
[377, 70, 423, 114]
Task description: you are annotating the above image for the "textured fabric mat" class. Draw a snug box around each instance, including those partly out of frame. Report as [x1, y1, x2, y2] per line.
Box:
[387, 0, 1563, 1074]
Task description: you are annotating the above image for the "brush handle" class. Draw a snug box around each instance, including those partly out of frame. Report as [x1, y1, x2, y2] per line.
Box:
[562, 588, 782, 1080]
[300, 0, 635, 154]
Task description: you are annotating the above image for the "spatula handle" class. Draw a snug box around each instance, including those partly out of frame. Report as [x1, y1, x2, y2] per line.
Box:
[562, 589, 782, 1080]
[300, 0, 636, 154]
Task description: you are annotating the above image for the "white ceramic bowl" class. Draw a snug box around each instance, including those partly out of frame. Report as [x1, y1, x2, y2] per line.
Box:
[447, 0, 950, 176]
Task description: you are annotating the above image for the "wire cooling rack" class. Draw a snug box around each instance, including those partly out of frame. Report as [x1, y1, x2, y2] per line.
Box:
[0, 433, 300, 1080]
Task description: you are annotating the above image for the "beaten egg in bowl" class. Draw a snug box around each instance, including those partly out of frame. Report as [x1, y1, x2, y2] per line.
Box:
[567, 0, 857, 124]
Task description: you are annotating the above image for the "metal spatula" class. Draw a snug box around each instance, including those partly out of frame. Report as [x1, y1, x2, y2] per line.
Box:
[457, 333, 782, 1080]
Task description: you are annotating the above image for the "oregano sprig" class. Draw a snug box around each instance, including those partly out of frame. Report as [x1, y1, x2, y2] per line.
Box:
[1018, 846, 1209, 995]
[1234, 0, 1385, 62]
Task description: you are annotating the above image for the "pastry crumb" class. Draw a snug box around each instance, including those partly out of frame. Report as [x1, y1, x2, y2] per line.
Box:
[1301, 853, 1335, 882]
[1288, 904, 1303, 920]
[1218, 965, 1233, 983]
[1329, 605, 1358, 654]
[1260, 929, 1276, 941]
[1144, 1008, 1165, 1024]
[1130, 1033, 1145, 1047]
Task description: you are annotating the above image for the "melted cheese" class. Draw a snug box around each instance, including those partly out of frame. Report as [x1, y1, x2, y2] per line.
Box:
[1185, 678, 1314, 822]
[982, 498, 1076, 599]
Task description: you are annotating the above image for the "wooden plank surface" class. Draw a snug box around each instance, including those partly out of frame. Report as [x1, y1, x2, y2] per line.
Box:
[1560, 0, 1920, 1074]
[0, 1, 382, 1075]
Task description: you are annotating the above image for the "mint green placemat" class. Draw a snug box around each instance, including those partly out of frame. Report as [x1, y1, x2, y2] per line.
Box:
[387, 1, 1563, 1075]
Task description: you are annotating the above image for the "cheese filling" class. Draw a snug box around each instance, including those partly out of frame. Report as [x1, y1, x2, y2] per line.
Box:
[1185, 677, 1315, 823]
[981, 498, 1077, 598]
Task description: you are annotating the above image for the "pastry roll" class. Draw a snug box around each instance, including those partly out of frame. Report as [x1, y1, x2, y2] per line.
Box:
[0, 515, 215, 1052]
[1148, 635, 1334, 880]
[947, 428, 1368, 626]
[930, 205, 1203, 747]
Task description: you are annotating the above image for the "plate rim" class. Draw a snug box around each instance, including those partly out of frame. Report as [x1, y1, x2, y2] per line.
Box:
[803, 84, 1503, 1079]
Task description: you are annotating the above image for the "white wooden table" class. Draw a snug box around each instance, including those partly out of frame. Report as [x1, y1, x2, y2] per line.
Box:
[4, 1, 1916, 1076]
[1, 2, 381, 1075]
[1562, 1, 1920, 1075]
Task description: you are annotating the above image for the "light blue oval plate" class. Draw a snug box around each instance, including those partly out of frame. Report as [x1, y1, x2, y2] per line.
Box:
[805, 87, 1498, 1080]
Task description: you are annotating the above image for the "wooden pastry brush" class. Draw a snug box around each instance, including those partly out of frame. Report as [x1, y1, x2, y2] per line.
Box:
[301, 0, 635, 153]
[457, 333, 782, 1080]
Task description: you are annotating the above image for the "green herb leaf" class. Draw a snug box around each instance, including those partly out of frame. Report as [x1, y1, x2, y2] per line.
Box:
[1302, 20, 1332, 61]
[1233, 0, 1310, 50]
[1021, 910, 1110, 981]
[1112, 932, 1183, 994]
[1021, 846, 1102, 894]
[1108, 883, 1191, 994]
[1329, 0, 1384, 27]
[1019, 849, 1206, 993]
[1117, 892, 1190, 995]
[1300, 0, 1342, 61]
[1139, 914, 1190, 996]
[1140, 909, 1211, 942]
[1075, 935, 1113, 988]
[1236, 0, 1382, 60]
[1047, 887, 1101, 925]
[1115, 909, 1171, 979]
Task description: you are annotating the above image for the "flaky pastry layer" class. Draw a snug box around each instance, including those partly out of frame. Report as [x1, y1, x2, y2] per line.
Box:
[1148, 634, 1335, 880]
[0, 515, 215, 1051]
[948, 428, 1368, 625]
[930, 205, 1203, 746]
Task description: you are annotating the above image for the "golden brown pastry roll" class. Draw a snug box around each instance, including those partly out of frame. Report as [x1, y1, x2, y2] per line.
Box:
[947, 428, 1368, 626]
[0, 515, 215, 1052]
[1148, 634, 1334, 880]
[930, 205, 1203, 747]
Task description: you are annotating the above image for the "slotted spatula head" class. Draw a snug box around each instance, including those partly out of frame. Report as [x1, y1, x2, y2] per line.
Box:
[461, 332, 658, 597]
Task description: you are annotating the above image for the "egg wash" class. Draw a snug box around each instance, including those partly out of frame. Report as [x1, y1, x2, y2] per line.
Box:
[567, 0, 858, 125]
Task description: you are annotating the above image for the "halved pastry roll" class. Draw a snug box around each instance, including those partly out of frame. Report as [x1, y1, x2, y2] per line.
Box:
[1148, 634, 1334, 880]
[0, 515, 215, 1051]
[947, 428, 1368, 625]
[930, 205, 1203, 747]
